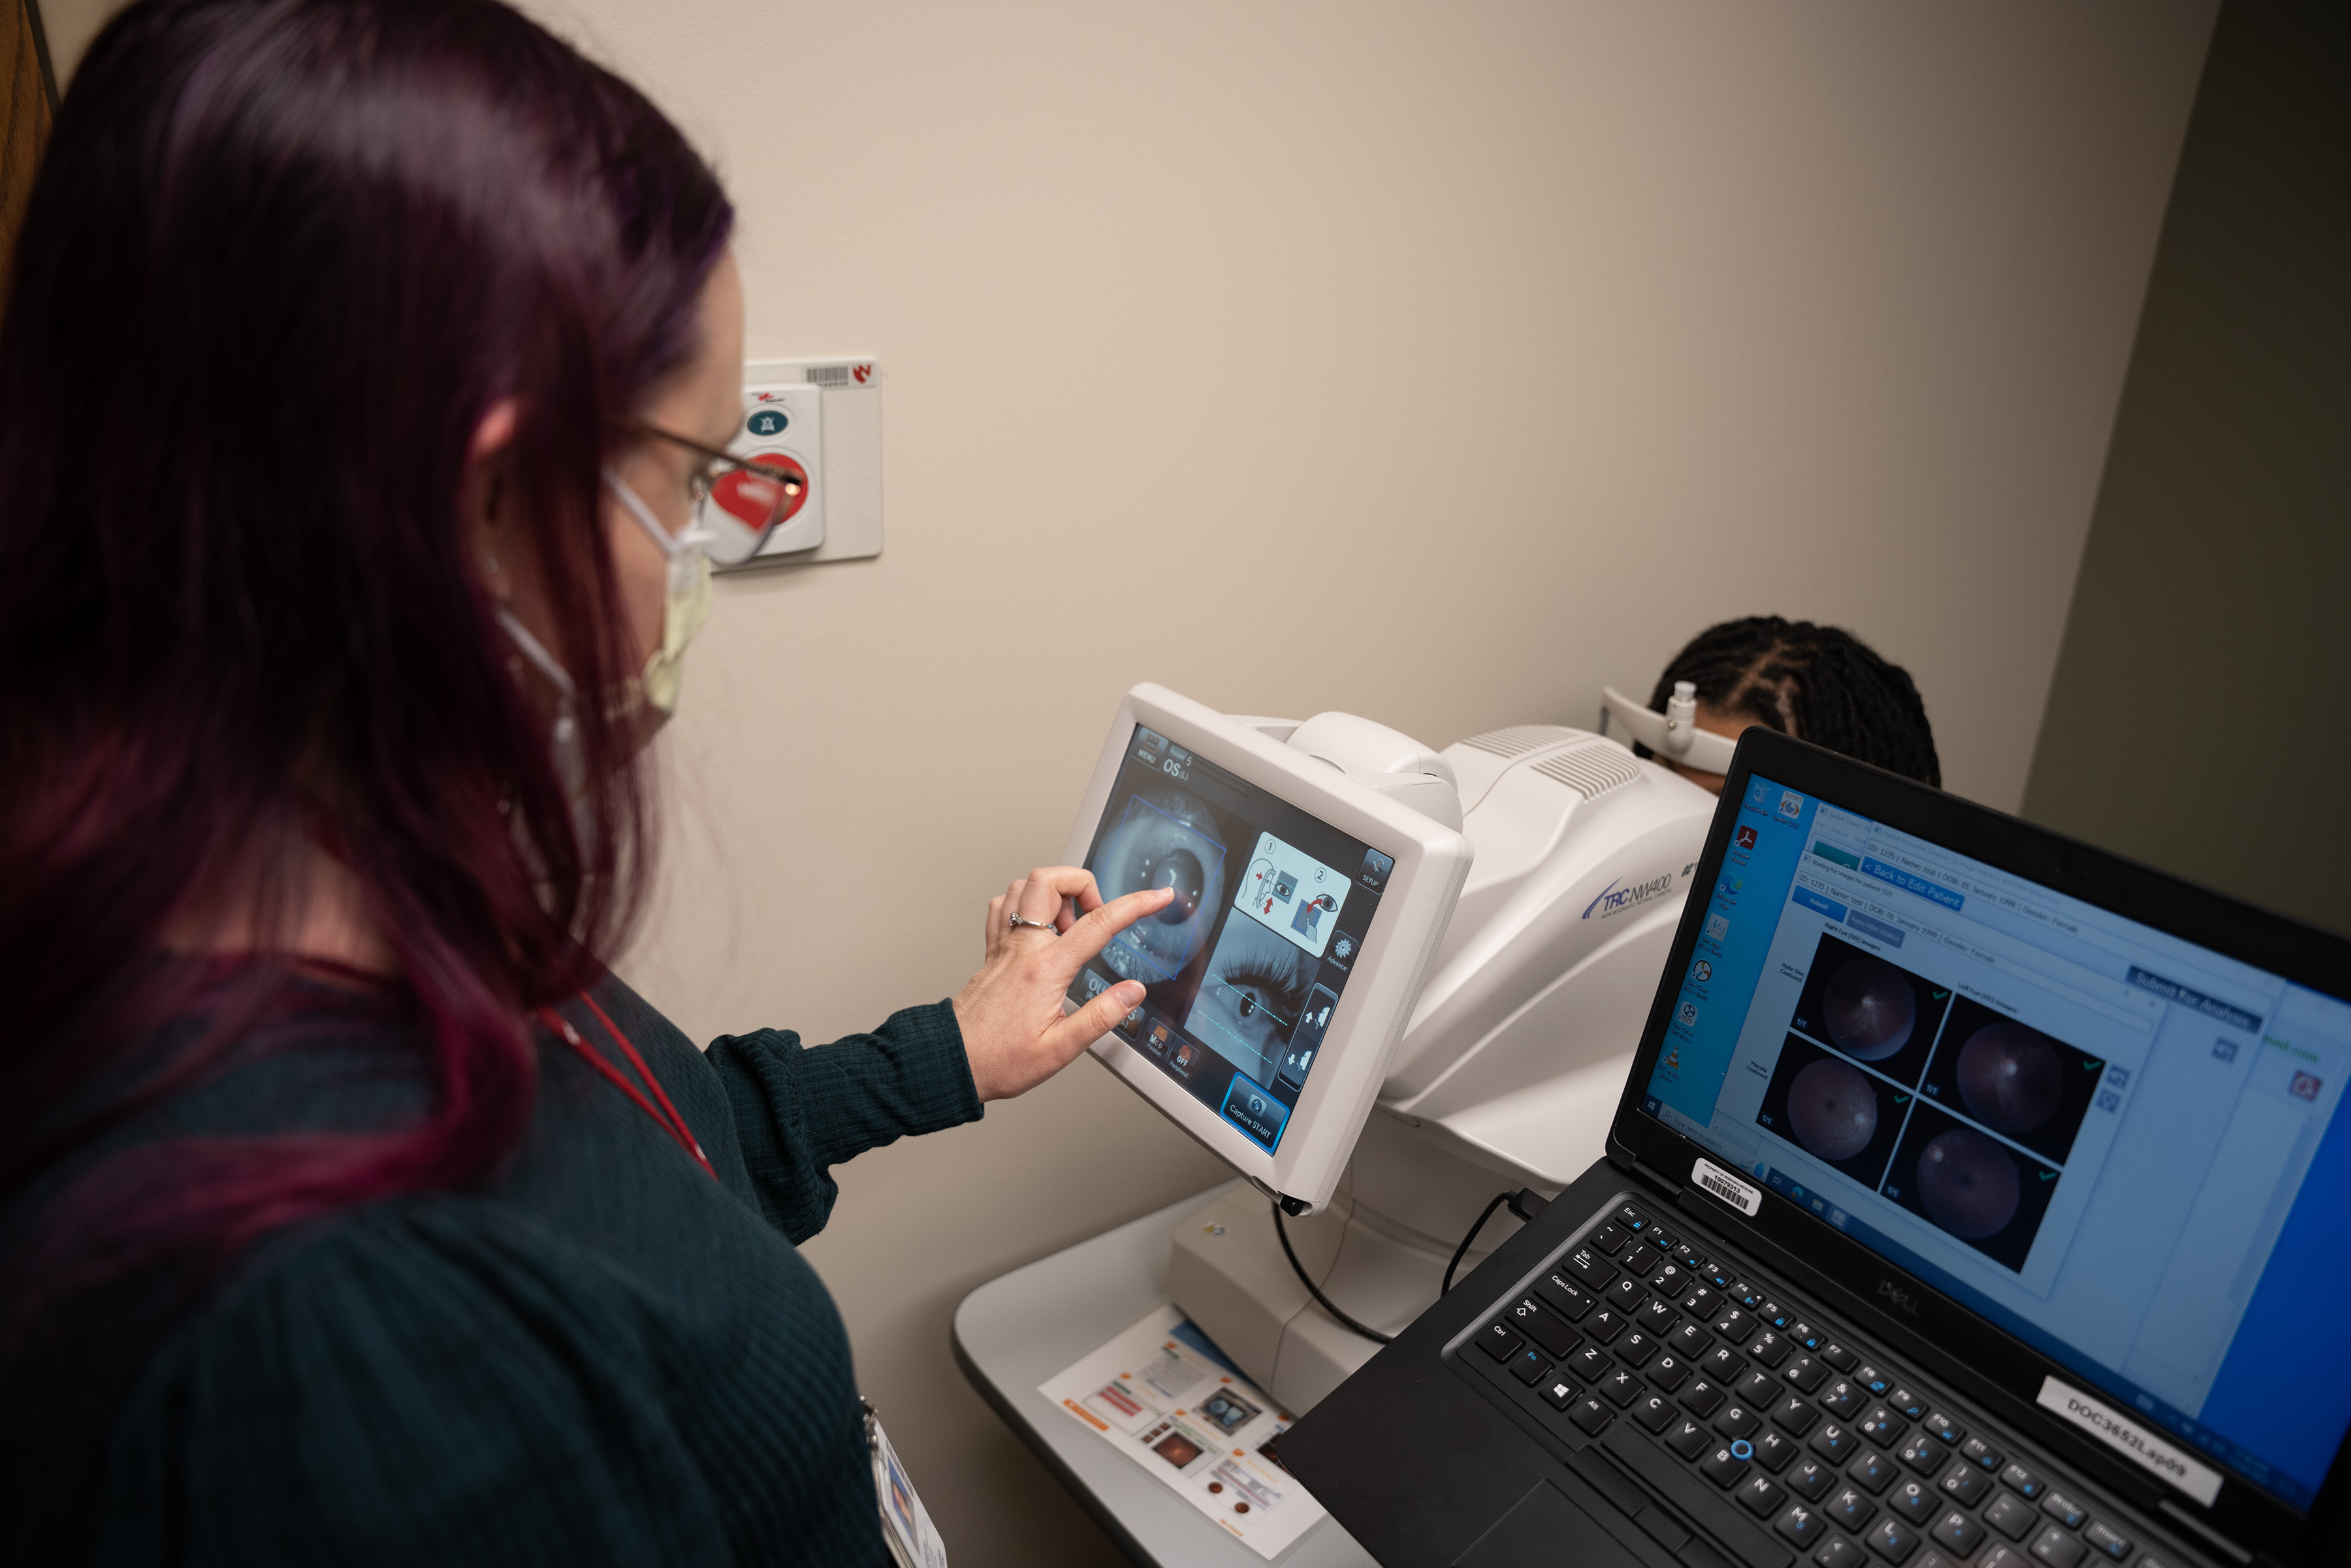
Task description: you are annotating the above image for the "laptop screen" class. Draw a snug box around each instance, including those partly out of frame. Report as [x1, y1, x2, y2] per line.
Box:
[1639, 772, 2351, 1513]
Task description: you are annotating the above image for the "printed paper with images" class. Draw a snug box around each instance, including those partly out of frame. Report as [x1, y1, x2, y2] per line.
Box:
[1039, 1303, 1328, 1560]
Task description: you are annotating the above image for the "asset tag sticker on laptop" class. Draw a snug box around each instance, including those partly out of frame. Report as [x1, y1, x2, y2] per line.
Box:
[1691, 1158, 1761, 1216]
[2036, 1378, 2224, 1506]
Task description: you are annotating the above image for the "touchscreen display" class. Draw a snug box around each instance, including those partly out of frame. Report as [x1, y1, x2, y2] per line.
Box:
[1067, 725, 1394, 1155]
[1642, 774, 2351, 1511]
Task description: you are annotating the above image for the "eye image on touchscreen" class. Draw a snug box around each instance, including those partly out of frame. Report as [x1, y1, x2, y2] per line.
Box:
[1068, 726, 1390, 1155]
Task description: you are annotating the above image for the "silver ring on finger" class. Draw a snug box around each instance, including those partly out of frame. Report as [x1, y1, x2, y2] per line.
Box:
[1007, 913, 1058, 936]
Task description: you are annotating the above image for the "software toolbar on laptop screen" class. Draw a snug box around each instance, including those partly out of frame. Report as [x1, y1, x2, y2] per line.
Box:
[1640, 773, 2351, 1512]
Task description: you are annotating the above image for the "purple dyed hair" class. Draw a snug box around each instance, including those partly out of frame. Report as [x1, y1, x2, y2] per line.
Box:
[0, 0, 733, 1320]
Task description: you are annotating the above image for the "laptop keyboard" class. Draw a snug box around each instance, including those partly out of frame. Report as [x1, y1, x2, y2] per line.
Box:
[1460, 1196, 2195, 1568]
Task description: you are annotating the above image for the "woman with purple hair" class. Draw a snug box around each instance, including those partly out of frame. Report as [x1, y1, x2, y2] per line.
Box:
[0, 2, 1164, 1560]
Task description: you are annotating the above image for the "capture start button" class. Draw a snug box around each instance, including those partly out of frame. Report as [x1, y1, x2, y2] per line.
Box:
[1219, 1071, 1290, 1151]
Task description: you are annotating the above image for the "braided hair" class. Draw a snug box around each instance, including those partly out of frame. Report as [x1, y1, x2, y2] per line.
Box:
[1639, 617, 1941, 788]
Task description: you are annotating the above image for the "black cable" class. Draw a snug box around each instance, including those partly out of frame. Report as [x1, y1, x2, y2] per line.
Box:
[1271, 1185, 1552, 1347]
[1443, 1192, 1511, 1297]
[1443, 1189, 1549, 1296]
[1271, 1198, 1393, 1346]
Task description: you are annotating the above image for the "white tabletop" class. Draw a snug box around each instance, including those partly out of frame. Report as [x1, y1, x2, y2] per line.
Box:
[952, 1181, 1380, 1567]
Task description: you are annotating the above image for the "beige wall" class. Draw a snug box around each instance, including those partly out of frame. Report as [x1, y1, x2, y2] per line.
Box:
[27, 0, 104, 82]
[46, 3, 2219, 1563]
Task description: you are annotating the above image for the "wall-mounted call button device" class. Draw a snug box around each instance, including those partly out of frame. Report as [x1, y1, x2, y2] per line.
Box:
[733, 383, 824, 556]
[724, 359, 882, 568]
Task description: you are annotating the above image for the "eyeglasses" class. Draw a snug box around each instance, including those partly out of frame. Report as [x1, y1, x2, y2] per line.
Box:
[635, 423, 809, 566]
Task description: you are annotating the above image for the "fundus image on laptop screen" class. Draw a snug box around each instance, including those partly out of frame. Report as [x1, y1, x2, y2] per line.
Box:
[1751, 930, 2109, 1274]
[1642, 775, 2351, 1512]
[1067, 726, 1393, 1157]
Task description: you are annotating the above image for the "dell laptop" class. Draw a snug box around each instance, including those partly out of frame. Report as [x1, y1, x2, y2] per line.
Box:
[1282, 728, 2349, 1568]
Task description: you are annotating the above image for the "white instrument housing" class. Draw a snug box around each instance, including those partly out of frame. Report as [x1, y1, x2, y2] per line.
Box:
[1061, 685, 1473, 1215]
[1381, 724, 1716, 1179]
[1165, 716, 1718, 1411]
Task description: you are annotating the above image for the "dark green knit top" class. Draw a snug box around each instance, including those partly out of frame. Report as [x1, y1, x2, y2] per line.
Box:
[1, 970, 984, 1565]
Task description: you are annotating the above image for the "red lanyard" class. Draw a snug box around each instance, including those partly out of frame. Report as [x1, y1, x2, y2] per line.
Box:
[537, 993, 718, 1181]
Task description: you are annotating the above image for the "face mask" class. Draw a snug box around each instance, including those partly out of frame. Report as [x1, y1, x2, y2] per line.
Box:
[496, 470, 705, 841]
[496, 605, 593, 852]
[602, 467, 712, 718]
[493, 470, 711, 844]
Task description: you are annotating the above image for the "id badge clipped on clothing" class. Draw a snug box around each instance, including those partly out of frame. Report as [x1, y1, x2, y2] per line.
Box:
[864, 1398, 948, 1568]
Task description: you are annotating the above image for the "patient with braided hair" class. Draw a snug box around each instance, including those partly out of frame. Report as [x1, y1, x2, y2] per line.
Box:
[1633, 617, 1941, 793]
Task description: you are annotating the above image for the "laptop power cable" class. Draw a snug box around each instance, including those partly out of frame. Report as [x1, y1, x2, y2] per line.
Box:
[1444, 1189, 1548, 1296]
[1273, 1188, 1550, 1347]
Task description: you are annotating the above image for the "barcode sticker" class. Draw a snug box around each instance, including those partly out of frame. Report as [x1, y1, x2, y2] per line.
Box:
[1691, 1158, 1761, 1216]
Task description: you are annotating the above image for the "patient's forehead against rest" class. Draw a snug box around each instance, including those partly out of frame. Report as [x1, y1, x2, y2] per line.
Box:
[1644, 616, 1941, 790]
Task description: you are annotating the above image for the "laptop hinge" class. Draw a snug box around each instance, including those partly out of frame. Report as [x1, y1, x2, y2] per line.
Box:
[1627, 1157, 1684, 1201]
[2156, 1501, 2252, 1565]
